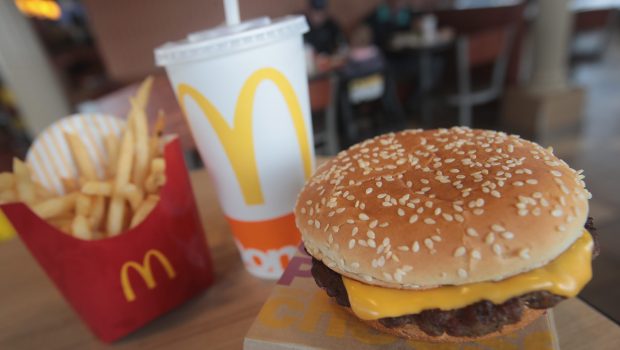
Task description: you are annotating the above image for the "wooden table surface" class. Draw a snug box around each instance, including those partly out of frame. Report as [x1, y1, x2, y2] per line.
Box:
[1, 169, 619, 349]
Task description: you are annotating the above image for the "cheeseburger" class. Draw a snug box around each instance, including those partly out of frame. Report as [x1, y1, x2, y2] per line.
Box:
[294, 127, 597, 342]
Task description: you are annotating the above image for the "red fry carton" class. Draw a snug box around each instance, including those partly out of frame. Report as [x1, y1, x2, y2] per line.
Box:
[0, 115, 214, 342]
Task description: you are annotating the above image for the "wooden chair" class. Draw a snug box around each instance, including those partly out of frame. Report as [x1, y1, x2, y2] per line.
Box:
[571, 8, 617, 62]
[443, 25, 516, 126]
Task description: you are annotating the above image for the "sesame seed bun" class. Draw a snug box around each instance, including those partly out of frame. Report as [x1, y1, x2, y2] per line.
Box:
[358, 308, 546, 343]
[295, 128, 590, 289]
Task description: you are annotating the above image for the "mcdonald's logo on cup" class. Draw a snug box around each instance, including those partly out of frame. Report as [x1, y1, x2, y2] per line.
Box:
[157, 16, 314, 278]
[175, 66, 314, 279]
[121, 249, 177, 302]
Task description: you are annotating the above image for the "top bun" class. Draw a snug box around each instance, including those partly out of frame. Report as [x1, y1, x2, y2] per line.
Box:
[295, 128, 590, 289]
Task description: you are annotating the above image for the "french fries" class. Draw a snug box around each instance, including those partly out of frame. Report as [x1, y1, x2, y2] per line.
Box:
[119, 183, 144, 212]
[65, 132, 98, 181]
[107, 128, 134, 236]
[13, 159, 36, 204]
[72, 215, 92, 240]
[130, 195, 159, 228]
[81, 181, 113, 196]
[0, 76, 167, 240]
[0, 172, 14, 191]
[89, 196, 105, 232]
[104, 134, 119, 177]
[31, 193, 77, 220]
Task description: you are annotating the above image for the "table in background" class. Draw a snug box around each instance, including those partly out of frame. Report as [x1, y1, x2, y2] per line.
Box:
[389, 29, 455, 125]
[0, 168, 619, 349]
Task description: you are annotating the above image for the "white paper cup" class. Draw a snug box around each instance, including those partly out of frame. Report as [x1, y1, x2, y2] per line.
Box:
[155, 16, 315, 279]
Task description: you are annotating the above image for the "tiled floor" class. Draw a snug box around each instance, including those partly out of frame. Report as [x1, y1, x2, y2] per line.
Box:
[551, 29, 620, 323]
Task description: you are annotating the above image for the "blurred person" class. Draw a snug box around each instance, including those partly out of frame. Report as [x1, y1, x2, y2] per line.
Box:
[303, 0, 345, 55]
[363, 0, 422, 52]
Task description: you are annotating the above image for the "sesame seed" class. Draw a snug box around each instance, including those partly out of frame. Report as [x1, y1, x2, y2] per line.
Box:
[367, 239, 376, 248]
[454, 247, 466, 257]
[492, 224, 506, 232]
[346, 219, 355, 224]
[398, 245, 410, 252]
[352, 227, 359, 236]
[557, 225, 567, 232]
[471, 250, 481, 259]
[458, 268, 468, 278]
[369, 220, 378, 228]
[336, 208, 346, 213]
[519, 248, 531, 259]
[315, 220, 321, 229]
[466, 228, 479, 237]
[473, 208, 484, 215]
[332, 226, 340, 233]
[455, 214, 465, 222]
[434, 207, 442, 215]
[551, 208, 564, 217]
[526, 179, 538, 185]
[551, 170, 562, 177]
[366, 230, 375, 239]
[518, 209, 528, 216]
[425, 201, 434, 208]
[424, 239, 434, 249]
[485, 233, 495, 244]
[409, 215, 419, 224]
[513, 181, 524, 187]
[366, 188, 373, 194]
[501, 231, 514, 240]
[431, 235, 442, 242]
[476, 198, 485, 207]
[359, 213, 369, 221]
[412, 241, 420, 252]
[442, 213, 454, 221]
[347, 238, 357, 250]
[491, 190, 501, 198]
[493, 244, 503, 256]
[424, 218, 436, 225]
[397, 208, 405, 216]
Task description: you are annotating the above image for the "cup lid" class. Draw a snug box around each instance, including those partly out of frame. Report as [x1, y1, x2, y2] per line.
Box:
[154, 15, 309, 66]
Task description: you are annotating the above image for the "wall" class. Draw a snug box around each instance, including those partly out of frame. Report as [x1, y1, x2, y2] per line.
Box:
[82, 0, 381, 83]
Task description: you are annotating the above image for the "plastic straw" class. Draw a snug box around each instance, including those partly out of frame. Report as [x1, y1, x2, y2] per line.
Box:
[224, 0, 240, 25]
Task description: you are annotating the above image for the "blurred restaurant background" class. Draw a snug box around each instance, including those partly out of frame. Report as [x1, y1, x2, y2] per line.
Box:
[0, 0, 619, 323]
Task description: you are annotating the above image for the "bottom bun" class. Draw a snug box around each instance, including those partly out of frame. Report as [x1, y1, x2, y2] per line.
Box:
[353, 308, 546, 343]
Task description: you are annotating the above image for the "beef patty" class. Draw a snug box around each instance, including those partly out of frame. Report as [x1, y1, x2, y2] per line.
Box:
[309, 218, 598, 338]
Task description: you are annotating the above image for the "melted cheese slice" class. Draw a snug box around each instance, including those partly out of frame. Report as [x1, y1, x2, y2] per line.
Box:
[343, 231, 593, 320]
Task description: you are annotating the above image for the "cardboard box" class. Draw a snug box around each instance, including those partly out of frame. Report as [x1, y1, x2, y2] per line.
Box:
[245, 247, 559, 349]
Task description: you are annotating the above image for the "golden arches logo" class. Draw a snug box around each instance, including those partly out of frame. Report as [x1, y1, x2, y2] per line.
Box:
[120, 249, 176, 302]
[177, 67, 312, 205]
